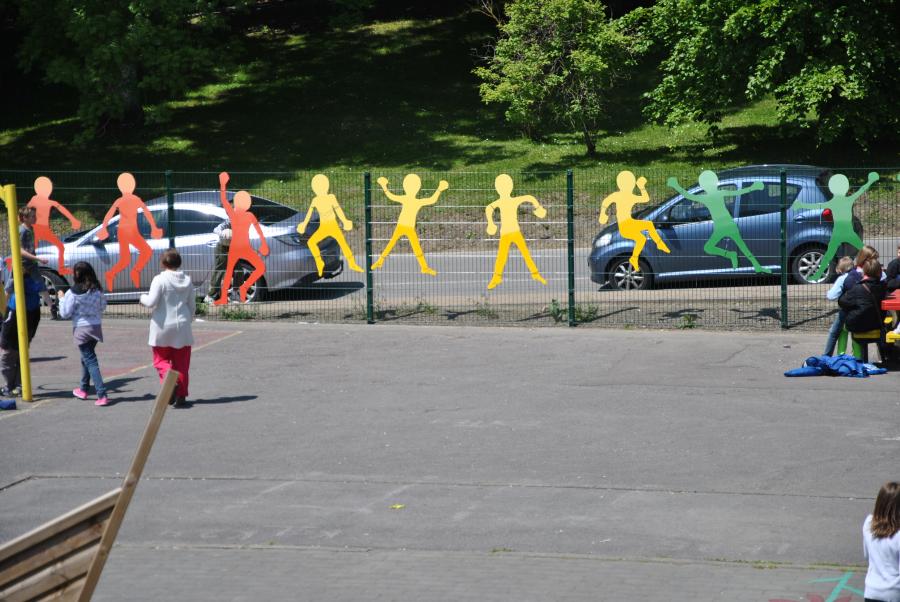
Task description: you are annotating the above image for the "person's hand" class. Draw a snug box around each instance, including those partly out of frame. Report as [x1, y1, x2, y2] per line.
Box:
[534, 206, 547, 219]
[751, 181, 765, 191]
[151, 227, 163, 239]
[97, 227, 108, 240]
[437, 180, 449, 192]
[376, 177, 388, 187]
[636, 176, 647, 188]
[666, 177, 677, 188]
[71, 219, 81, 230]
[38, 257, 49, 265]
[343, 219, 353, 231]
[219, 172, 230, 189]
[486, 224, 497, 236]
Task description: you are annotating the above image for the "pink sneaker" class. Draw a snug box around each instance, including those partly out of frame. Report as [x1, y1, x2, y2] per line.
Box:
[73, 388, 89, 400]
[94, 397, 109, 407]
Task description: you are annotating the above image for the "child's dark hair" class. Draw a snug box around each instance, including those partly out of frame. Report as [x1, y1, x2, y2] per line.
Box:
[161, 248, 182, 269]
[17, 207, 35, 221]
[72, 262, 102, 292]
[871, 482, 900, 539]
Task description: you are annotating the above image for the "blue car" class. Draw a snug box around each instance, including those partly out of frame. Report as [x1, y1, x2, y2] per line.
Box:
[588, 165, 864, 290]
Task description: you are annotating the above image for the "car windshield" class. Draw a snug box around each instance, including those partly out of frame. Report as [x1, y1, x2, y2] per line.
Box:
[249, 197, 297, 225]
[634, 202, 665, 220]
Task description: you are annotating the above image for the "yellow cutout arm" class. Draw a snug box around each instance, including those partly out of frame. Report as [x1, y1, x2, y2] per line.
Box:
[485, 201, 499, 235]
[376, 177, 404, 203]
[523, 194, 547, 218]
[298, 205, 316, 234]
[599, 195, 614, 224]
[423, 180, 449, 206]
[333, 201, 353, 230]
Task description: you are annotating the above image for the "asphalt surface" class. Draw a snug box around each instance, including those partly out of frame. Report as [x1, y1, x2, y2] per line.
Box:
[1, 320, 897, 601]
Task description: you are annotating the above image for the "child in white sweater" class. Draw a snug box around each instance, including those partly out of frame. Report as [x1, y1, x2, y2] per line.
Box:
[140, 249, 195, 407]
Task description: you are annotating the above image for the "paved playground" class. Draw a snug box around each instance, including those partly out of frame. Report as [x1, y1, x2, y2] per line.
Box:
[1, 319, 896, 601]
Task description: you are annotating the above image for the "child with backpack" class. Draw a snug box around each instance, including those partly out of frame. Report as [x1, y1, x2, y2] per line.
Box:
[0, 268, 45, 397]
[58, 262, 109, 406]
[839, 258, 888, 363]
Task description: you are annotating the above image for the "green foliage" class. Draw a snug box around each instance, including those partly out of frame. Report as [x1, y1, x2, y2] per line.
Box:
[12, 0, 237, 138]
[643, 0, 899, 147]
[474, 0, 635, 155]
[548, 298, 565, 322]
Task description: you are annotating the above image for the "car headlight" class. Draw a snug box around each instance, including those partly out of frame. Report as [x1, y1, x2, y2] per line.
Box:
[594, 234, 612, 248]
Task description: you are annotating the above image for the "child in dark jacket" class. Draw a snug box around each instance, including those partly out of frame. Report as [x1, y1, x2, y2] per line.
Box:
[0, 272, 45, 396]
[840, 259, 886, 333]
[839, 259, 887, 363]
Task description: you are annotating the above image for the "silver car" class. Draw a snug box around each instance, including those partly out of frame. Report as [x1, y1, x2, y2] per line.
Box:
[35, 191, 343, 302]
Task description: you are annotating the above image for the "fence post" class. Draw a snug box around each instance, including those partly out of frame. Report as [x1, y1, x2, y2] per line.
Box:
[364, 172, 374, 324]
[566, 169, 576, 327]
[165, 170, 176, 249]
[780, 169, 788, 329]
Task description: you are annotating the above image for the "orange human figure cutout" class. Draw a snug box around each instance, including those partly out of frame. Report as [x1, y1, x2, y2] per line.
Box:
[27, 176, 81, 276]
[98, 173, 164, 291]
[215, 172, 269, 305]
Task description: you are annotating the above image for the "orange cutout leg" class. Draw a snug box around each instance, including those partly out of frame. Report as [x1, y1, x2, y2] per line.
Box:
[238, 254, 266, 302]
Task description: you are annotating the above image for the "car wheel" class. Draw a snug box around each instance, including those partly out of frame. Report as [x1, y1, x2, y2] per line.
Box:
[608, 257, 653, 291]
[791, 245, 834, 284]
[228, 261, 267, 303]
[40, 270, 69, 299]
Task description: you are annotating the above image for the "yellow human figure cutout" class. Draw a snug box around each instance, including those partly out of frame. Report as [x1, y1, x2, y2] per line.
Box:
[599, 171, 671, 271]
[372, 174, 448, 276]
[486, 174, 547, 290]
[298, 174, 364, 276]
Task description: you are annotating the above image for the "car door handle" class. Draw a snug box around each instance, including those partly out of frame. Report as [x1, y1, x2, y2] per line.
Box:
[205, 239, 218, 248]
[793, 215, 807, 222]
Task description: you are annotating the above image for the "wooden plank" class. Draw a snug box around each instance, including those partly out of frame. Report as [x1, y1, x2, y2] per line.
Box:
[77, 369, 179, 602]
[38, 576, 85, 601]
[2, 546, 94, 602]
[0, 489, 121, 566]
[0, 515, 108, 588]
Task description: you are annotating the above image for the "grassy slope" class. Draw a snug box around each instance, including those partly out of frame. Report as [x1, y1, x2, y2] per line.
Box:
[1, 7, 896, 191]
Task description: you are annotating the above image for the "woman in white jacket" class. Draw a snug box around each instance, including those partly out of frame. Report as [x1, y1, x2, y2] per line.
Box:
[140, 249, 195, 407]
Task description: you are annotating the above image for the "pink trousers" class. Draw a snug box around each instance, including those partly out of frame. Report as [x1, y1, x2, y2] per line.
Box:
[152, 346, 192, 398]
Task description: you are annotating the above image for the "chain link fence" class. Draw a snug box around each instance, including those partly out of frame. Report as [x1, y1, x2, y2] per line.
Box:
[1, 167, 897, 330]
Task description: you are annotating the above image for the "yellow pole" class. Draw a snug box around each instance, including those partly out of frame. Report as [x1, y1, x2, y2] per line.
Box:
[1, 184, 33, 402]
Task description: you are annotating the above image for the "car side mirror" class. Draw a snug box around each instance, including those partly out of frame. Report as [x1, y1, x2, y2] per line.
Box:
[655, 213, 671, 228]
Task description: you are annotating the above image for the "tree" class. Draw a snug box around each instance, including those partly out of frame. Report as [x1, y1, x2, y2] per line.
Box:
[474, 0, 635, 156]
[643, 0, 900, 147]
[11, 0, 236, 137]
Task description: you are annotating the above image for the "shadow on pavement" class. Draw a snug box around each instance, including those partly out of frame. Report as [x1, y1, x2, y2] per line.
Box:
[190, 395, 257, 405]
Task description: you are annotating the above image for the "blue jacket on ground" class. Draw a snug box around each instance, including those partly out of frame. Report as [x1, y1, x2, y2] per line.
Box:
[784, 354, 887, 377]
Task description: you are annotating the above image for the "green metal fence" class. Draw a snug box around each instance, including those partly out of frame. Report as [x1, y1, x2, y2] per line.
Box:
[1, 167, 897, 331]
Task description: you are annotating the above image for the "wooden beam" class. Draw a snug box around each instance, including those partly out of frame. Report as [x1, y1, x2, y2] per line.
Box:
[77, 369, 179, 602]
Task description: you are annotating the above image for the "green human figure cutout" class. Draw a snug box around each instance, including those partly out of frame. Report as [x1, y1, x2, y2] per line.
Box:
[792, 171, 878, 281]
[667, 171, 771, 274]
